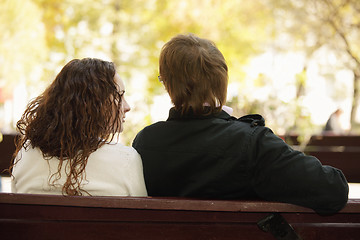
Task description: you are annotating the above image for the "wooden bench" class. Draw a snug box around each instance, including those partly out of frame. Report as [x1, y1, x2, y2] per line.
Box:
[0, 193, 359, 240]
[281, 135, 360, 152]
[281, 135, 360, 183]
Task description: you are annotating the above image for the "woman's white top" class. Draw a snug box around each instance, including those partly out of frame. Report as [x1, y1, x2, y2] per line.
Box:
[11, 141, 148, 196]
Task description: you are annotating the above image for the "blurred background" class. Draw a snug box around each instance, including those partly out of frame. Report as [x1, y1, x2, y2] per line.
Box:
[1, 0, 360, 145]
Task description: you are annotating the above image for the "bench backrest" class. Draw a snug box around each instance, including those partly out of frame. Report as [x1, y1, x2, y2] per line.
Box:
[283, 135, 360, 145]
[0, 193, 360, 240]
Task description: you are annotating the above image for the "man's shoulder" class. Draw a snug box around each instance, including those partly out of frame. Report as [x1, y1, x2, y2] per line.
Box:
[221, 114, 266, 134]
[235, 114, 265, 127]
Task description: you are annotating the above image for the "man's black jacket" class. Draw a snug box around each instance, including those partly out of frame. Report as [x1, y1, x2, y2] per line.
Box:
[133, 108, 349, 214]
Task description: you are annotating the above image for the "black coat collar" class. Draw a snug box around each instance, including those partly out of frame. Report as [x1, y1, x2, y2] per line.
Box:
[167, 107, 265, 127]
[167, 107, 232, 121]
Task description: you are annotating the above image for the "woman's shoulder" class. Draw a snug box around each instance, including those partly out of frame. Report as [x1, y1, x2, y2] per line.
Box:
[95, 141, 140, 159]
[16, 142, 43, 159]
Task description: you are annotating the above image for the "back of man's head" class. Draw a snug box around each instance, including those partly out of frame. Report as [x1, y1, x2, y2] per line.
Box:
[159, 33, 228, 116]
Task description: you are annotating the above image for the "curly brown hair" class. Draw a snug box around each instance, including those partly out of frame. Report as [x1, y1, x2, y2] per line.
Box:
[11, 58, 123, 196]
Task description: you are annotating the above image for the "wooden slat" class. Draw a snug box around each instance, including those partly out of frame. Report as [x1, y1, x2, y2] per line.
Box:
[281, 135, 360, 147]
[0, 193, 313, 212]
[308, 135, 360, 147]
[1, 193, 359, 213]
[0, 194, 360, 240]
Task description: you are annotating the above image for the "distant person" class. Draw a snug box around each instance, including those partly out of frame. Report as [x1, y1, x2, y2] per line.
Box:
[11, 58, 147, 196]
[133, 33, 348, 214]
[323, 109, 345, 135]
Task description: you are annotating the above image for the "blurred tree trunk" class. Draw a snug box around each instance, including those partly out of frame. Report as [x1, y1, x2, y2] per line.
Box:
[351, 71, 360, 128]
[111, 1, 121, 68]
[329, 12, 360, 130]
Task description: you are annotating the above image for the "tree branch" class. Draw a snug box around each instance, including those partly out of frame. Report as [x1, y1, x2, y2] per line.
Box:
[329, 19, 360, 68]
[320, 0, 360, 68]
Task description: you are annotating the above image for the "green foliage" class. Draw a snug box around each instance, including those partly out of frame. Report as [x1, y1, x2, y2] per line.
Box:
[0, 0, 47, 93]
[2, 0, 359, 141]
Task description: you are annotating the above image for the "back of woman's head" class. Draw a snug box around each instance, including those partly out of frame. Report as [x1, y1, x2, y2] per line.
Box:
[159, 33, 228, 115]
[15, 58, 122, 195]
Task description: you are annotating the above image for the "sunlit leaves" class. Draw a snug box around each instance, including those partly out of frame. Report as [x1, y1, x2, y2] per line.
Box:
[0, 0, 47, 93]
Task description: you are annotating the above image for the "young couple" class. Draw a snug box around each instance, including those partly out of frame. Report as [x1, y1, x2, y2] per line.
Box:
[11, 33, 348, 214]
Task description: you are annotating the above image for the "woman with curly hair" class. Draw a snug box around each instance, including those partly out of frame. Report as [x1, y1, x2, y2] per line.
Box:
[11, 58, 147, 196]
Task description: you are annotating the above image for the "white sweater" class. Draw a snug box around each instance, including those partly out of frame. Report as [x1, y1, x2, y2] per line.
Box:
[11, 142, 148, 196]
